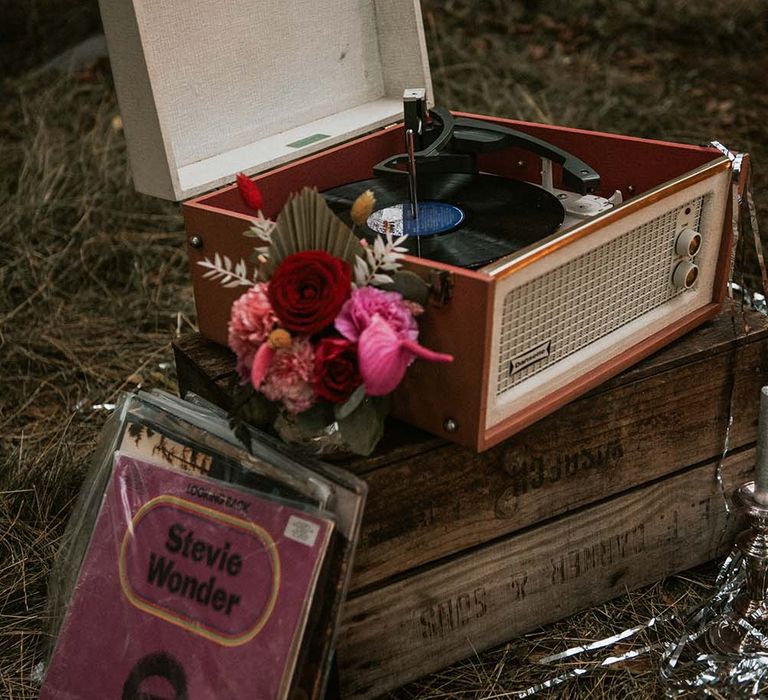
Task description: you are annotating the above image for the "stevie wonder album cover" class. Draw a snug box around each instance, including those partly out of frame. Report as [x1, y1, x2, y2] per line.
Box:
[40, 453, 334, 699]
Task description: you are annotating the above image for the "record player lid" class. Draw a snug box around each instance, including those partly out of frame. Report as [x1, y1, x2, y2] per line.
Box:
[98, 0, 433, 201]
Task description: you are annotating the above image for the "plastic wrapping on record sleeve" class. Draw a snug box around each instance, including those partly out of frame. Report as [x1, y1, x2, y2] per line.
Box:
[42, 390, 367, 700]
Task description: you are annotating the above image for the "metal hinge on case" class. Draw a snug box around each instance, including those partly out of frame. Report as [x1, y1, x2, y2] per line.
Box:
[429, 269, 454, 305]
[711, 140, 744, 181]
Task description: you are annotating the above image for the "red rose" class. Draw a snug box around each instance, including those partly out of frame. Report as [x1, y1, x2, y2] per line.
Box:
[313, 337, 362, 403]
[268, 251, 351, 335]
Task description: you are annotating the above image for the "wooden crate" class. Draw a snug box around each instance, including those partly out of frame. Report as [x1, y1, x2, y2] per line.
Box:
[173, 303, 768, 698]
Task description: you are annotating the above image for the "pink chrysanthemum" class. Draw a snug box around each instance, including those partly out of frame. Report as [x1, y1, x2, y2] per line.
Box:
[335, 286, 418, 342]
[228, 283, 278, 361]
[261, 337, 316, 414]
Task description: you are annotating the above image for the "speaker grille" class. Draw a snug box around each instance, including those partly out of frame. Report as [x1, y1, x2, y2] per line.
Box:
[496, 196, 706, 396]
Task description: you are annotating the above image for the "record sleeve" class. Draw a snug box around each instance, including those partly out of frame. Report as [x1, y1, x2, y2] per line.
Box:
[40, 453, 334, 699]
[43, 391, 367, 700]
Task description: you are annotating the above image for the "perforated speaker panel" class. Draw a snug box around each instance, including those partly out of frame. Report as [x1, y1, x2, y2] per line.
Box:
[496, 196, 706, 396]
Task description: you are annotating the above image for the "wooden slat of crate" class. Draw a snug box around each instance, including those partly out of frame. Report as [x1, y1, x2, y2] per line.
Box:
[336, 449, 753, 699]
[174, 305, 768, 590]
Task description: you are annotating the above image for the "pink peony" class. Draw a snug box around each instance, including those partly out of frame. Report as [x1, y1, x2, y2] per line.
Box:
[358, 314, 453, 396]
[261, 337, 316, 414]
[228, 283, 278, 359]
[335, 287, 418, 343]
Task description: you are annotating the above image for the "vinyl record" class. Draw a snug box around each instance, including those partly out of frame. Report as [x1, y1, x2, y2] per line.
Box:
[323, 173, 565, 269]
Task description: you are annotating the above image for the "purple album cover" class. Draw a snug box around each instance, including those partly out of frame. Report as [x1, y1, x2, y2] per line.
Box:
[41, 453, 334, 699]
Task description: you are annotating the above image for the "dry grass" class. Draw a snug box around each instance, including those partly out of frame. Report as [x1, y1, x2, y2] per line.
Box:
[0, 62, 192, 697]
[423, 0, 768, 237]
[1, 1, 767, 698]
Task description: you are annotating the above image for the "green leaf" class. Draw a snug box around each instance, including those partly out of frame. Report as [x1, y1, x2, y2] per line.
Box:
[334, 384, 366, 421]
[386, 270, 430, 305]
[372, 395, 390, 420]
[296, 401, 336, 432]
[337, 396, 389, 456]
[239, 392, 276, 428]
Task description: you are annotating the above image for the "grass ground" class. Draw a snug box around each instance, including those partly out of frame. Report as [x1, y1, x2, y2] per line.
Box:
[1, 1, 767, 697]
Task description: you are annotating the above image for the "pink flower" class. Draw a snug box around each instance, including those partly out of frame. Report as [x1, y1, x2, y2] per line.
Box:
[261, 337, 316, 414]
[228, 283, 278, 359]
[335, 287, 418, 343]
[358, 314, 453, 396]
[249, 342, 275, 389]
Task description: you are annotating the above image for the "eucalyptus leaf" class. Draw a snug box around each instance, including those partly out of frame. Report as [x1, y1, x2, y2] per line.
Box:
[386, 270, 430, 305]
[337, 396, 388, 456]
[296, 401, 336, 432]
[334, 384, 366, 421]
[372, 395, 390, 420]
[239, 392, 276, 428]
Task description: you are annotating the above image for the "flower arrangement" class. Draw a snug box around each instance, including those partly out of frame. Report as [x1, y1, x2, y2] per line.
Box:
[199, 175, 452, 456]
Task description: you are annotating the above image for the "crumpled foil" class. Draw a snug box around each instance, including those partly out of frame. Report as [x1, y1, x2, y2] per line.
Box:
[659, 551, 768, 697]
[510, 614, 670, 696]
[507, 551, 768, 698]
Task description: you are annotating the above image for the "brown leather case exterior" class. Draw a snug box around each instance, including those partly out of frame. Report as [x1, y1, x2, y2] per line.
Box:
[184, 114, 736, 451]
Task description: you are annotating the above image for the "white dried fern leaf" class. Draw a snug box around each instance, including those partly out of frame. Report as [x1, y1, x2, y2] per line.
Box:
[353, 256, 370, 288]
[372, 273, 394, 286]
[246, 215, 277, 243]
[197, 253, 255, 288]
[355, 232, 408, 288]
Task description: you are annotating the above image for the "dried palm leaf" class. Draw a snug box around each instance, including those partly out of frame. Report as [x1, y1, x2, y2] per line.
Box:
[265, 188, 361, 276]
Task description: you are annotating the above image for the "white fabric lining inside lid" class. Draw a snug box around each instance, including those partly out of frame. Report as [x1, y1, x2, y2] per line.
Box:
[136, 0, 390, 169]
[177, 98, 402, 198]
[102, 0, 432, 199]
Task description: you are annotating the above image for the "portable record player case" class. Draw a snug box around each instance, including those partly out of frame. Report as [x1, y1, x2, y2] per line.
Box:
[99, 0, 742, 452]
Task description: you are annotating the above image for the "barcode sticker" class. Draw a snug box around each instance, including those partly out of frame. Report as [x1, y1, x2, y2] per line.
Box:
[284, 515, 320, 547]
[286, 133, 330, 149]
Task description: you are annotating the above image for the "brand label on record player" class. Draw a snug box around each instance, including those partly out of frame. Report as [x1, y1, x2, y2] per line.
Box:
[510, 340, 551, 375]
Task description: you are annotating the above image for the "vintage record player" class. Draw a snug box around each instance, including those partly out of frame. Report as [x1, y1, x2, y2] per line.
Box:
[99, 0, 745, 451]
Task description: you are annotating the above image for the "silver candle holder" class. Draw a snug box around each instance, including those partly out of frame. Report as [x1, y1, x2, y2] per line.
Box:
[707, 482, 768, 654]
[707, 386, 768, 654]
